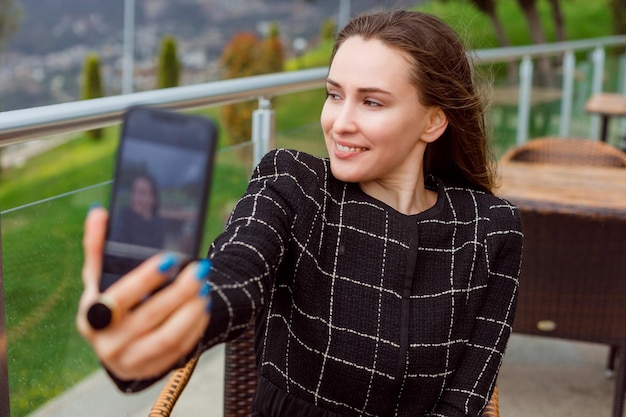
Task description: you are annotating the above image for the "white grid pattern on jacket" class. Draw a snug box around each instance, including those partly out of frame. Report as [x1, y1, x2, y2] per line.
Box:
[199, 149, 523, 417]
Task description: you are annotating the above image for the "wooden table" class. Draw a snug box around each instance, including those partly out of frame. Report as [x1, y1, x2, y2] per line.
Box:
[497, 160, 626, 218]
[585, 92, 626, 143]
[497, 160, 626, 417]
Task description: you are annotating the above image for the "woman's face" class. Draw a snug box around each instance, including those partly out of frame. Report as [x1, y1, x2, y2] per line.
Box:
[321, 36, 440, 187]
[130, 177, 156, 219]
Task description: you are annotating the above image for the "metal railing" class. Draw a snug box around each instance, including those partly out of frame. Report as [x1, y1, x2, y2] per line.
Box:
[1, 35, 626, 416]
[2, 36, 626, 148]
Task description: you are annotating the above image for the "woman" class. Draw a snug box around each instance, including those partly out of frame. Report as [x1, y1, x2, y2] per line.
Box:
[77, 10, 523, 417]
[108, 173, 165, 248]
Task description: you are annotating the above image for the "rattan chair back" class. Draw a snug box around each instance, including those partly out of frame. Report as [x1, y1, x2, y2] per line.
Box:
[501, 137, 626, 167]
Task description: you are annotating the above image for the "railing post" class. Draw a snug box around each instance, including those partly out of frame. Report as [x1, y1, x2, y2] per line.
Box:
[589, 46, 606, 140]
[122, 0, 135, 94]
[517, 56, 534, 145]
[559, 50, 576, 137]
[619, 54, 626, 146]
[252, 97, 275, 168]
[0, 220, 11, 417]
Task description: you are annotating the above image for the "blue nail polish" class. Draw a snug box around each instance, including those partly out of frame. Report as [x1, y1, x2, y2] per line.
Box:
[199, 281, 212, 298]
[195, 259, 212, 280]
[87, 202, 101, 216]
[158, 254, 177, 273]
[205, 296, 213, 313]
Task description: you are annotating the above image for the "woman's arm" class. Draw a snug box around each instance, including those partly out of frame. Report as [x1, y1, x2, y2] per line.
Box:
[430, 205, 523, 417]
[199, 149, 308, 347]
[77, 149, 309, 392]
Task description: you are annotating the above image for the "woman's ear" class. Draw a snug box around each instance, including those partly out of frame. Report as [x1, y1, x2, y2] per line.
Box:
[421, 107, 448, 143]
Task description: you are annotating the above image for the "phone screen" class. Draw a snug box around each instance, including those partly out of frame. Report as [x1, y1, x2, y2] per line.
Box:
[100, 107, 217, 291]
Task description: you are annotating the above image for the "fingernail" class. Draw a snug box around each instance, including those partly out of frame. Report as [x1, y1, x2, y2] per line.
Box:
[87, 202, 101, 215]
[195, 259, 212, 280]
[199, 281, 212, 298]
[157, 253, 177, 273]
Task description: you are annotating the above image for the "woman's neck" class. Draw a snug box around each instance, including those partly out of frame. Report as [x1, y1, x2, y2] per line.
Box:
[359, 175, 436, 216]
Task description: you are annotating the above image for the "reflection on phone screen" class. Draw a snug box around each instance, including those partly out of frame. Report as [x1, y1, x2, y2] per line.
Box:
[106, 135, 207, 259]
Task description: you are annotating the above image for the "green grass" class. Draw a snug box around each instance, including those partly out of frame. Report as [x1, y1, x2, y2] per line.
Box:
[4, 196, 102, 415]
[0, 1, 615, 414]
[0, 135, 255, 417]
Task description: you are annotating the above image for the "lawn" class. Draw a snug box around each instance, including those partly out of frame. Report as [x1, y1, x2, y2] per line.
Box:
[0, 92, 326, 416]
[0, 0, 615, 415]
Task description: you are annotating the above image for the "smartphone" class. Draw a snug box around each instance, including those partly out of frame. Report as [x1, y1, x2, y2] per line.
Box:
[99, 106, 218, 292]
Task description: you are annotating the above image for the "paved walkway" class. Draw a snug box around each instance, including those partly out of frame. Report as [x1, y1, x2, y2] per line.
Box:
[499, 334, 615, 416]
[27, 345, 225, 417]
[28, 334, 618, 417]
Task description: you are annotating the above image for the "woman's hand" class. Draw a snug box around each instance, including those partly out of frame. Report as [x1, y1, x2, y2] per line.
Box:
[76, 207, 212, 381]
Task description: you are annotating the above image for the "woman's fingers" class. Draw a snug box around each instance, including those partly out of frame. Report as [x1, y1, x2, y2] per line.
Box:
[77, 207, 109, 338]
[97, 259, 210, 354]
[101, 253, 181, 318]
[95, 260, 212, 379]
[77, 205, 214, 380]
[118, 301, 210, 380]
[81, 206, 108, 293]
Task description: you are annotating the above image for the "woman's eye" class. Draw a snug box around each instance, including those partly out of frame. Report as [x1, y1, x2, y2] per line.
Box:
[364, 99, 382, 107]
[326, 91, 340, 100]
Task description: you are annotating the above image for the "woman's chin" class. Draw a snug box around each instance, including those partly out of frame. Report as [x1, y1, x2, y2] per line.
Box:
[329, 162, 367, 184]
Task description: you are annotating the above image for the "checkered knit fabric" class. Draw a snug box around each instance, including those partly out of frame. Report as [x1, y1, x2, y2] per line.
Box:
[200, 149, 523, 417]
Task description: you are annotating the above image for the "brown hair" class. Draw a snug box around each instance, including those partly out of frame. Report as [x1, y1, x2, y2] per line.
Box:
[331, 10, 495, 193]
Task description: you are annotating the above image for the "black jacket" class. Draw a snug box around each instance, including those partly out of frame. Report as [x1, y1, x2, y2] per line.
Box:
[115, 149, 523, 417]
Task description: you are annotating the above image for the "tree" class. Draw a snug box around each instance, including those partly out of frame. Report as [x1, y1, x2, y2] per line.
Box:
[547, 0, 566, 43]
[157, 35, 180, 89]
[469, 0, 518, 83]
[220, 27, 286, 146]
[259, 22, 284, 75]
[612, 0, 626, 53]
[222, 32, 261, 79]
[220, 32, 261, 146]
[320, 18, 336, 43]
[516, 0, 555, 87]
[81, 53, 104, 140]
[0, 0, 19, 49]
[451, 0, 563, 86]
[471, 0, 511, 47]
[612, 0, 626, 34]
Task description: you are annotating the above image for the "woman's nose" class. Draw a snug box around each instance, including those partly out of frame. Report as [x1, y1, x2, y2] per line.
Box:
[332, 102, 358, 133]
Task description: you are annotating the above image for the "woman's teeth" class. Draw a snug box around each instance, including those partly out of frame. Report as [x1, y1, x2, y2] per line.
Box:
[336, 143, 365, 152]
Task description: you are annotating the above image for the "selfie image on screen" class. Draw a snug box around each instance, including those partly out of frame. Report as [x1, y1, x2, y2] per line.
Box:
[106, 135, 207, 261]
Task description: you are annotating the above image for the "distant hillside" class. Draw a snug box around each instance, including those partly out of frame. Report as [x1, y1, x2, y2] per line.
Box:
[1, 0, 418, 111]
[7, 0, 416, 55]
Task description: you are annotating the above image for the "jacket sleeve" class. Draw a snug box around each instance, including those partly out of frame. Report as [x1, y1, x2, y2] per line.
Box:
[106, 149, 306, 393]
[429, 203, 523, 417]
[199, 149, 305, 348]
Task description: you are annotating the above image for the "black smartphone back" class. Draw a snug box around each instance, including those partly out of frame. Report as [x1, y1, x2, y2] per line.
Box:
[100, 106, 218, 292]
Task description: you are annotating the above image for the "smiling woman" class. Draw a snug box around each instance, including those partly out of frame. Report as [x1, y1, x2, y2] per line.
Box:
[76, 10, 523, 417]
[321, 36, 447, 214]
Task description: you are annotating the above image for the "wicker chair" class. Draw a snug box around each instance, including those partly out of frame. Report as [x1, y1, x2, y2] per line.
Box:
[501, 137, 626, 417]
[500, 136, 626, 167]
[149, 324, 500, 416]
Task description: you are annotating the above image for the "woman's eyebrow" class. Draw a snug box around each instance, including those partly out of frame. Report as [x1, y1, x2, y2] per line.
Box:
[325, 77, 392, 95]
